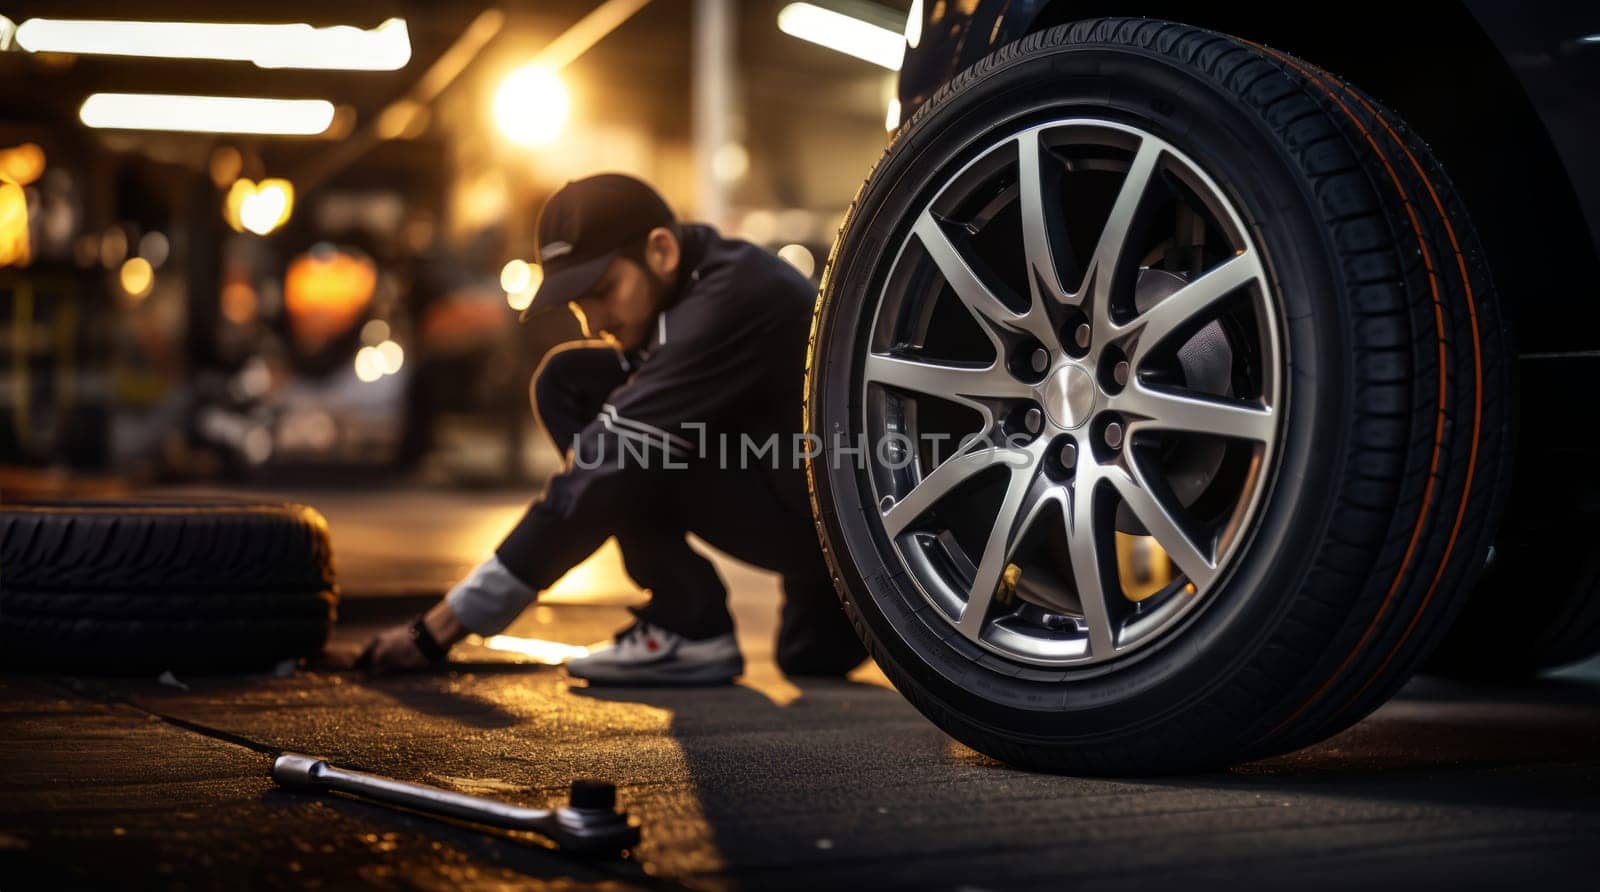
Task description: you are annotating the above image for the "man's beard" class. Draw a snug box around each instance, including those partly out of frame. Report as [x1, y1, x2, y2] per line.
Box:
[613, 266, 671, 351]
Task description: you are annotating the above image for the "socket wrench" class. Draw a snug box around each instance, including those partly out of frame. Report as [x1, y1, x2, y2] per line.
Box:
[272, 753, 640, 856]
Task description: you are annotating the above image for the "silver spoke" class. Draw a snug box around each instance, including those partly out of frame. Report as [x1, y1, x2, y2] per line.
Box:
[913, 210, 1058, 351]
[864, 352, 1033, 404]
[882, 446, 1026, 538]
[1016, 129, 1069, 305]
[1107, 465, 1217, 588]
[859, 119, 1285, 667]
[959, 458, 1044, 635]
[1120, 251, 1262, 352]
[1114, 384, 1275, 443]
[1065, 471, 1117, 657]
[1083, 138, 1164, 335]
[913, 210, 1015, 349]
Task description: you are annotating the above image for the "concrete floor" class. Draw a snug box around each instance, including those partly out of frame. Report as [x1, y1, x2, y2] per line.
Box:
[4, 486, 1600, 889]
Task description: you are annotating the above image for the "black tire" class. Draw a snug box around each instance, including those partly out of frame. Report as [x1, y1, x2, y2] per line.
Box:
[806, 18, 1513, 773]
[1430, 508, 1600, 679]
[1, 500, 339, 673]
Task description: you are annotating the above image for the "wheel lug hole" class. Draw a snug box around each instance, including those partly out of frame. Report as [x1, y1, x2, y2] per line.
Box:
[1087, 415, 1126, 462]
[1100, 346, 1130, 393]
[1060, 313, 1091, 359]
[1104, 420, 1124, 450]
[1045, 436, 1078, 480]
[1008, 339, 1051, 383]
[1006, 404, 1045, 441]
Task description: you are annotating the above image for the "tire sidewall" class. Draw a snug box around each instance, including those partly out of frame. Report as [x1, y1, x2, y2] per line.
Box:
[813, 40, 1353, 741]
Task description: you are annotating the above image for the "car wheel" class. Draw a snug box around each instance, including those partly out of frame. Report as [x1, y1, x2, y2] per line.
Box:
[806, 18, 1513, 773]
[1, 500, 338, 673]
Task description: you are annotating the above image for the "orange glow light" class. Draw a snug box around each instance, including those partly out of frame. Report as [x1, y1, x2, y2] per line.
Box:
[0, 181, 30, 268]
[284, 247, 377, 350]
[0, 143, 46, 186]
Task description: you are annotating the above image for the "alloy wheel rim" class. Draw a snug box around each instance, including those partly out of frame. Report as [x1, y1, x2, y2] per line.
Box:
[856, 119, 1285, 668]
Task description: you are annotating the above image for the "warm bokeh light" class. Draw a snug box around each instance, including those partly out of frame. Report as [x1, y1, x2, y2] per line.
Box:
[505, 263, 543, 312]
[360, 318, 391, 345]
[0, 181, 30, 268]
[0, 143, 46, 186]
[99, 227, 128, 268]
[354, 346, 385, 383]
[885, 96, 901, 132]
[499, 258, 532, 294]
[375, 99, 429, 140]
[80, 94, 336, 135]
[712, 142, 749, 183]
[777, 243, 816, 279]
[285, 246, 377, 350]
[353, 339, 403, 382]
[739, 209, 778, 244]
[905, 0, 924, 49]
[493, 65, 570, 146]
[226, 178, 295, 236]
[220, 280, 258, 325]
[240, 179, 294, 235]
[208, 145, 243, 187]
[139, 231, 170, 268]
[375, 339, 404, 375]
[119, 256, 154, 299]
[17, 17, 411, 70]
[777, 3, 905, 70]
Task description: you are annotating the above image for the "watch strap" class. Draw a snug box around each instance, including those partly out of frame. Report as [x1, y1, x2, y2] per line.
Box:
[409, 617, 449, 663]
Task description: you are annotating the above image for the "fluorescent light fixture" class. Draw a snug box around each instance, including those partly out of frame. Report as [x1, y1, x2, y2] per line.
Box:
[1582, 34, 1600, 44]
[80, 94, 335, 135]
[777, 3, 904, 71]
[15, 17, 411, 70]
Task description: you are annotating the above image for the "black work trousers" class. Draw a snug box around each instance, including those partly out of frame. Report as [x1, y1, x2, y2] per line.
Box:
[532, 343, 865, 676]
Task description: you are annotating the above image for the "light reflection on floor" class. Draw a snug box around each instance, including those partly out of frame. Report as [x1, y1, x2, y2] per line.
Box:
[174, 486, 892, 702]
[479, 634, 592, 664]
[540, 539, 648, 606]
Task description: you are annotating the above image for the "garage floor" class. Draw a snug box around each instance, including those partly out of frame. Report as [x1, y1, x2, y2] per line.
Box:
[4, 487, 1599, 889]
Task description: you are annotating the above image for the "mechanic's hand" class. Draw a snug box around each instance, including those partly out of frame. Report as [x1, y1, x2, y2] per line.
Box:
[355, 623, 435, 675]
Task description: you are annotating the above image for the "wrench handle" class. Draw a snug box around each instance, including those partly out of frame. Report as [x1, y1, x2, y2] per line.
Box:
[273, 753, 550, 830]
[271, 753, 639, 854]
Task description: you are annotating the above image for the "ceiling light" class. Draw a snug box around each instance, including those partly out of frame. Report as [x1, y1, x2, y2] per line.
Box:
[777, 3, 904, 71]
[493, 65, 570, 146]
[80, 94, 335, 135]
[15, 17, 410, 70]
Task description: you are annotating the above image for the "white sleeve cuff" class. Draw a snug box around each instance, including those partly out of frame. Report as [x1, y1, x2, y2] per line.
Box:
[444, 555, 537, 636]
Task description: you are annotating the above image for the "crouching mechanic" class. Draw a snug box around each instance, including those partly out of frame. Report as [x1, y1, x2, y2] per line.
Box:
[358, 173, 866, 683]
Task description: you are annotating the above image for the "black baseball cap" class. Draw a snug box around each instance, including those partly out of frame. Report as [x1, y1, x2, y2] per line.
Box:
[520, 173, 676, 321]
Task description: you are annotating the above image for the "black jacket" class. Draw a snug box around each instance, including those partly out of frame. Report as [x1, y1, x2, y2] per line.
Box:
[494, 224, 818, 588]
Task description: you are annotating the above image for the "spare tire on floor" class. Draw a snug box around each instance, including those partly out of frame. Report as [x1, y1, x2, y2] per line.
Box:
[1, 500, 338, 673]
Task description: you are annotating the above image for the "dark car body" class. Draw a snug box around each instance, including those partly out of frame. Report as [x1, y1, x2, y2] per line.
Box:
[897, 0, 1600, 533]
[899, 1, 1600, 356]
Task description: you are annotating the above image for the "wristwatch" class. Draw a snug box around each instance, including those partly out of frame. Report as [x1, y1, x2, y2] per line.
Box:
[408, 617, 450, 663]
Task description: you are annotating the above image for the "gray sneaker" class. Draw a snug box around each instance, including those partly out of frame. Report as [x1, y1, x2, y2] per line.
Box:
[565, 621, 743, 685]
